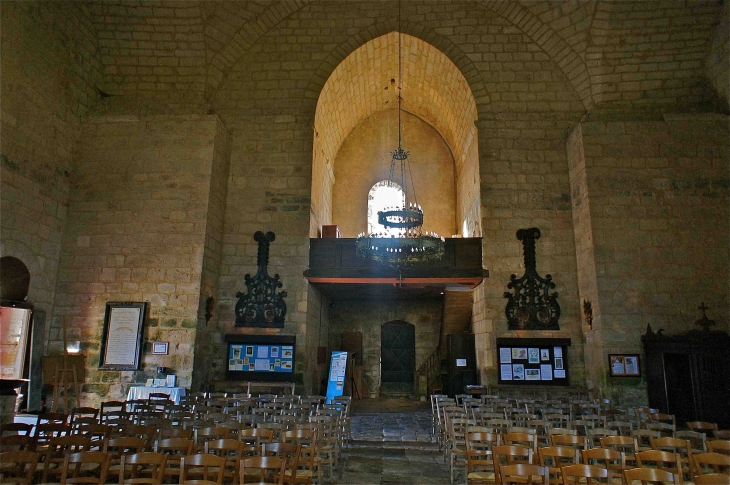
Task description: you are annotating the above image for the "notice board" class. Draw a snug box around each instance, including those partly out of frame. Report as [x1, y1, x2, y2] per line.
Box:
[496, 338, 570, 386]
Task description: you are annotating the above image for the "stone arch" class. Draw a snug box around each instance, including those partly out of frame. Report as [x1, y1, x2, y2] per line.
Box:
[0, 240, 47, 307]
[310, 32, 480, 240]
[300, 18, 490, 121]
[478, 0, 593, 110]
[0, 256, 30, 302]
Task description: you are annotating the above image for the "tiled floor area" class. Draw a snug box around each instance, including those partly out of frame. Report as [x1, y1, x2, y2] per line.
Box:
[331, 398, 452, 484]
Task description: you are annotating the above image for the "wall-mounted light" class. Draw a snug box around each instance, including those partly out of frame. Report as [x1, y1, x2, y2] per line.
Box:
[66, 341, 81, 354]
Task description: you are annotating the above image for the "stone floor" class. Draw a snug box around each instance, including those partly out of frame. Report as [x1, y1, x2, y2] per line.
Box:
[329, 398, 452, 485]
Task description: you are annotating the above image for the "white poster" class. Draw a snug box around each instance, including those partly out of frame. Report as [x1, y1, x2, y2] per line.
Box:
[540, 364, 553, 380]
[500, 364, 513, 380]
[257, 346, 269, 358]
[254, 359, 270, 371]
[104, 307, 141, 366]
[554, 369, 566, 379]
[499, 348, 512, 364]
[554, 347, 563, 358]
[525, 368, 541, 381]
[512, 364, 525, 380]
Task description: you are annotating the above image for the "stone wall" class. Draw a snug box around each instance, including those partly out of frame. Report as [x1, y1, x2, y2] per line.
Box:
[568, 115, 730, 404]
[0, 1, 100, 314]
[328, 299, 443, 396]
[705, 0, 729, 108]
[53, 115, 223, 404]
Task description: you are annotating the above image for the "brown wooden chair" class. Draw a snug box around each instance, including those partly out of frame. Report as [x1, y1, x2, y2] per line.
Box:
[104, 436, 148, 481]
[42, 434, 91, 483]
[118, 452, 168, 485]
[0, 450, 39, 484]
[550, 434, 588, 451]
[694, 473, 730, 484]
[561, 464, 611, 485]
[0, 434, 34, 452]
[505, 431, 539, 454]
[263, 442, 301, 485]
[465, 431, 500, 485]
[0, 423, 33, 436]
[688, 422, 719, 436]
[180, 453, 226, 484]
[118, 424, 156, 450]
[538, 446, 579, 485]
[623, 467, 680, 485]
[651, 437, 693, 480]
[581, 447, 628, 476]
[195, 426, 230, 452]
[601, 435, 638, 466]
[205, 438, 244, 483]
[493, 444, 533, 484]
[693, 452, 730, 477]
[499, 463, 549, 485]
[716, 431, 730, 440]
[635, 450, 683, 477]
[709, 440, 730, 456]
[283, 429, 318, 485]
[239, 456, 286, 485]
[156, 437, 195, 483]
[36, 412, 70, 425]
[70, 407, 100, 424]
[61, 450, 111, 484]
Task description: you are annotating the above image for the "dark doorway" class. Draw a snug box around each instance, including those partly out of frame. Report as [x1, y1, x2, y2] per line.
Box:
[381, 321, 415, 395]
[663, 353, 696, 424]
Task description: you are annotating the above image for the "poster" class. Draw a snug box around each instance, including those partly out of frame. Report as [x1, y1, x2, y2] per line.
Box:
[0, 307, 31, 380]
[525, 368, 541, 380]
[554, 369, 566, 378]
[99, 303, 146, 370]
[500, 364, 513, 380]
[554, 347, 563, 358]
[528, 348, 540, 364]
[500, 348, 512, 364]
[624, 356, 639, 375]
[326, 351, 348, 403]
[540, 349, 550, 361]
[512, 364, 525, 380]
[554, 357, 564, 370]
[540, 364, 553, 380]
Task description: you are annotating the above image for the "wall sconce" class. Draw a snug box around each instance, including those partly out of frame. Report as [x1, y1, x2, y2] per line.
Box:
[583, 299, 593, 330]
[66, 341, 81, 354]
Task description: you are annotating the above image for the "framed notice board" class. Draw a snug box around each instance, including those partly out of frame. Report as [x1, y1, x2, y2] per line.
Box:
[224, 334, 295, 382]
[496, 338, 570, 386]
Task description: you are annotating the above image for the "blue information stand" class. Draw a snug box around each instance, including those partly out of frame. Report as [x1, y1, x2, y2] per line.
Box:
[325, 351, 348, 404]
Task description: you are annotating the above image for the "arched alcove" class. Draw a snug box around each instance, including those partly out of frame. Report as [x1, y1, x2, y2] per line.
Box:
[0, 256, 30, 302]
[310, 32, 481, 240]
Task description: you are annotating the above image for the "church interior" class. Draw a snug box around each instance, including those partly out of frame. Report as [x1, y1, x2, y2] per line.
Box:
[1, 0, 729, 431]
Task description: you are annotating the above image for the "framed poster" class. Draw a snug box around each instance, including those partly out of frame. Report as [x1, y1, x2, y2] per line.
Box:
[152, 342, 168, 355]
[609, 354, 641, 377]
[99, 302, 147, 370]
[0, 307, 32, 380]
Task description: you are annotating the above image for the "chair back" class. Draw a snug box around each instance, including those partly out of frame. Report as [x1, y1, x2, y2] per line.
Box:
[61, 450, 111, 485]
[561, 464, 611, 485]
[693, 451, 730, 476]
[493, 444, 533, 483]
[694, 473, 730, 484]
[180, 453, 226, 484]
[623, 467, 680, 485]
[119, 452, 168, 485]
[499, 463, 549, 484]
[239, 456, 285, 484]
[0, 450, 39, 484]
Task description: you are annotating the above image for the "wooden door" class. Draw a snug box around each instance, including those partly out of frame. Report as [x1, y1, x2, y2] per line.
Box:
[381, 321, 415, 394]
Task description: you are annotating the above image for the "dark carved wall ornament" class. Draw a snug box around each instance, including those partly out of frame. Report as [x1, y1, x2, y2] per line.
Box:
[503, 228, 561, 330]
[234, 231, 287, 328]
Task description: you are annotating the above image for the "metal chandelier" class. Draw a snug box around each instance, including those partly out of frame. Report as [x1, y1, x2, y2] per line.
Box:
[356, 26, 445, 267]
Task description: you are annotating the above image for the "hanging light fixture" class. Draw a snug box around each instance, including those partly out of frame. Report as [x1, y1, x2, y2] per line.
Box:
[356, 8, 445, 267]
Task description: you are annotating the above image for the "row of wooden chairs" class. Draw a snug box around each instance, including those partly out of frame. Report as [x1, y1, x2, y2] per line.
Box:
[0, 448, 302, 485]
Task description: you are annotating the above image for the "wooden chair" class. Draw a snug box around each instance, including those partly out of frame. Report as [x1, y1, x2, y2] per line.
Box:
[601, 435, 638, 466]
[635, 450, 683, 477]
[709, 440, 730, 456]
[588, 428, 617, 449]
[499, 463, 549, 485]
[195, 426, 230, 452]
[504, 432, 539, 454]
[32, 422, 70, 451]
[0, 450, 38, 484]
[581, 447, 628, 476]
[36, 412, 69, 425]
[118, 452, 168, 485]
[105, 436, 148, 481]
[464, 431, 500, 484]
[716, 431, 730, 440]
[675, 430, 707, 454]
[538, 446, 580, 485]
[0, 423, 33, 436]
[693, 452, 730, 477]
[623, 467, 680, 485]
[688, 422, 719, 436]
[42, 434, 91, 483]
[156, 437, 195, 483]
[70, 407, 100, 424]
[205, 438, 244, 483]
[239, 456, 286, 485]
[239, 427, 274, 454]
[61, 450, 111, 484]
[694, 473, 730, 484]
[493, 444, 534, 484]
[159, 427, 194, 440]
[180, 453, 226, 484]
[550, 434, 588, 451]
[263, 442, 301, 485]
[632, 429, 661, 452]
[118, 424, 156, 450]
[283, 429, 318, 485]
[651, 437, 693, 480]
[561, 464, 611, 485]
[0, 434, 34, 452]
[446, 416, 473, 483]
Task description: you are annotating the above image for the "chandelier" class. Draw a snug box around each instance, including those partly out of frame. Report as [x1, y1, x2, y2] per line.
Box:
[356, 25, 445, 267]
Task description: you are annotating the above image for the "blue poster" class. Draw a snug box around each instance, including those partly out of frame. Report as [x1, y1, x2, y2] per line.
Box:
[325, 351, 348, 404]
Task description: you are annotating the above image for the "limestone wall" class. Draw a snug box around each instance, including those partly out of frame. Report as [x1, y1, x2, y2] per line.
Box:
[568, 115, 730, 404]
[52, 115, 223, 404]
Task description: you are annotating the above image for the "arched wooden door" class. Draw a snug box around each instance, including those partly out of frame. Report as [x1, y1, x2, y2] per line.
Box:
[381, 321, 415, 394]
